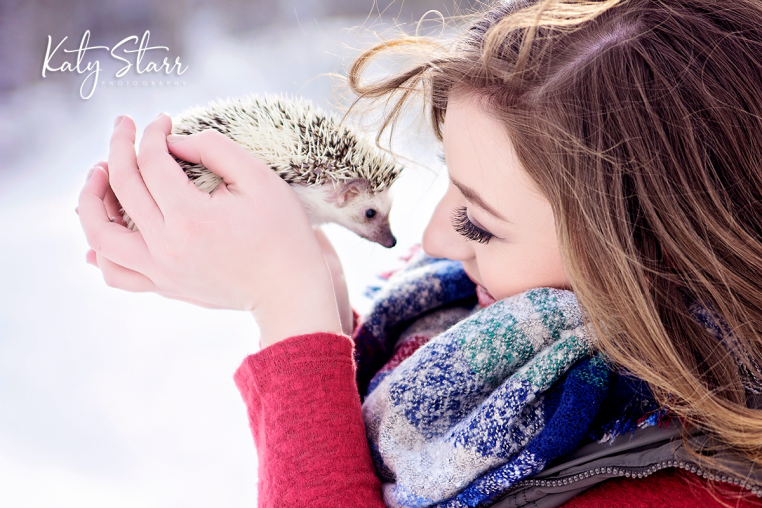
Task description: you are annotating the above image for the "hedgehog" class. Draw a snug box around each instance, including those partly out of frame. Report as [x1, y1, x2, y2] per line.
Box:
[123, 94, 402, 247]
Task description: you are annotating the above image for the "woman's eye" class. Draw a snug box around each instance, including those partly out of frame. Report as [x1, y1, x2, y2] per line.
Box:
[451, 206, 494, 244]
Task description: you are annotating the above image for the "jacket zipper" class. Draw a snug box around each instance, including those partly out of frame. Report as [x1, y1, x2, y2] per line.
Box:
[509, 459, 762, 497]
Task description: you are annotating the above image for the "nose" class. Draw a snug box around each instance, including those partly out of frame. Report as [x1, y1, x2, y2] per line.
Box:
[422, 184, 474, 261]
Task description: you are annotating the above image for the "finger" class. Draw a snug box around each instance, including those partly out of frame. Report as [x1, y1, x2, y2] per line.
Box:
[92, 250, 219, 304]
[92, 161, 126, 225]
[78, 165, 153, 273]
[137, 113, 198, 214]
[95, 251, 159, 292]
[109, 115, 164, 232]
[103, 184, 126, 226]
[166, 129, 279, 190]
[86, 249, 98, 266]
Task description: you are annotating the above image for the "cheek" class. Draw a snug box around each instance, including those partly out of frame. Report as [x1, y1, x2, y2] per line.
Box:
[476, 241, 570, 300]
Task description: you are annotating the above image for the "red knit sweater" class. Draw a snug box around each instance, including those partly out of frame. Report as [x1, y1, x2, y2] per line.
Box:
[234, 332, 760, 508]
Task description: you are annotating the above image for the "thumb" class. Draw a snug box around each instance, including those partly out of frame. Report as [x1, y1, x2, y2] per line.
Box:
[166, 129, 275, 188]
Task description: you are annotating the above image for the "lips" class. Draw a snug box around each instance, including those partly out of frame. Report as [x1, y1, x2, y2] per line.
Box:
[463, 269, 497, 307]
[475, 284, 497, 307]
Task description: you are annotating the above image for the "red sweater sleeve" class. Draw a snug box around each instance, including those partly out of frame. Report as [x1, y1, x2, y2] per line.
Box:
[233, 332, 386, 508]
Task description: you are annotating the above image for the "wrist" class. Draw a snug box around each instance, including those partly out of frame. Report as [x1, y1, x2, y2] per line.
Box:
[252, 265, 343, 349]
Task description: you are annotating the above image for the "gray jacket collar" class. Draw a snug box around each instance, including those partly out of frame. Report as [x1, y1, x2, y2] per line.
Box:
[490, 392, 762, 508]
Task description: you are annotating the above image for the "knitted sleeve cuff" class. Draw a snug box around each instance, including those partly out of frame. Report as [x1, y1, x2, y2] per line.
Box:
[234, 332, 356, 394]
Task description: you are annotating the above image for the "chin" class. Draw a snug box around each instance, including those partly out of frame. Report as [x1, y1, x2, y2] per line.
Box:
[462, 268, 495, 299]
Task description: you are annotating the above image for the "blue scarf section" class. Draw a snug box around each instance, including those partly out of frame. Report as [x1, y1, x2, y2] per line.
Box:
[353, 253, 663, 508]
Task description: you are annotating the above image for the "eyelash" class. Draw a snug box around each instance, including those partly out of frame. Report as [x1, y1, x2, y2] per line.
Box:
[451, 206, 494, 244]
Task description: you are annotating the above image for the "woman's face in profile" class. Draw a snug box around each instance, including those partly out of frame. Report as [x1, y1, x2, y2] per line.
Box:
[422, 94, 570, 300]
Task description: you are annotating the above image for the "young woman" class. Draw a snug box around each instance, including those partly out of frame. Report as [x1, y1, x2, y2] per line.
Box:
[78, 0, 762, 506]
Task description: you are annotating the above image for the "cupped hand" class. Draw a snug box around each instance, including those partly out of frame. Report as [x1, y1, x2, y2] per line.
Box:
[78, 113, 343, 346]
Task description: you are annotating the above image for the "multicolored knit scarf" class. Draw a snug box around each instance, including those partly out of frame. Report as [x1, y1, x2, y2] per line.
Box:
[353, 252, 663, 508]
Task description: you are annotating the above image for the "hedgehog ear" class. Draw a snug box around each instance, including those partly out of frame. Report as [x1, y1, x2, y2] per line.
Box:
[331, 178, 371, 208]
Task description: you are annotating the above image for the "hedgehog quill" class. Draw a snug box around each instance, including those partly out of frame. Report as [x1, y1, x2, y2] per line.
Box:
[123, 94, 402, 247]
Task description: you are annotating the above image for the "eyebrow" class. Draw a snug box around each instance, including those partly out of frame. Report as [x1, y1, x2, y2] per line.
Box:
[449, 176, 512, 223]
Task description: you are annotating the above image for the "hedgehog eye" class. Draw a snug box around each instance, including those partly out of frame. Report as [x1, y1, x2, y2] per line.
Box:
[365, 209, 377, 219]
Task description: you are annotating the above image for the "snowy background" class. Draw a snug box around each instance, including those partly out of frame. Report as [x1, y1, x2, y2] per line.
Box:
[0, 0, 473, 506]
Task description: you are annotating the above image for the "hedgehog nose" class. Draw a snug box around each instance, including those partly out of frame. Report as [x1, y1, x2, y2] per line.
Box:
[383, 235, 397, 248]
[370, 225, 396, 248]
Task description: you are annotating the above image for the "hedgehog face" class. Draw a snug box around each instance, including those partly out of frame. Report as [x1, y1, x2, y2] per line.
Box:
[291, 180, 396, 248]
[338, 189, 396, 248]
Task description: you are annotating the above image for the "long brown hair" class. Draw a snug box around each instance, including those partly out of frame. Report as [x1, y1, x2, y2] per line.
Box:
[346, 0, 762, 494]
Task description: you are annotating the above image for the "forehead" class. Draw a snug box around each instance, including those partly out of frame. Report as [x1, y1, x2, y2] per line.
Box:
[442, 96, 545, 218]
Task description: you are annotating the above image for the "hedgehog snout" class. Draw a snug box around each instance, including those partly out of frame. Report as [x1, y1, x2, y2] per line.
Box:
[358, 219, 396, 248]
[384, 235, 397, 248]
[375, 230, 397, 248]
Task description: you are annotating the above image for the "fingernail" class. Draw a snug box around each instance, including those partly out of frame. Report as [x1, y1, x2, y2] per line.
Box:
[75, 206, 79, 215]
[87, 165, 104, 181]
[114, 115, 124, 128]
[156, 111, 169, 119]
[166, 134, 187, 144]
